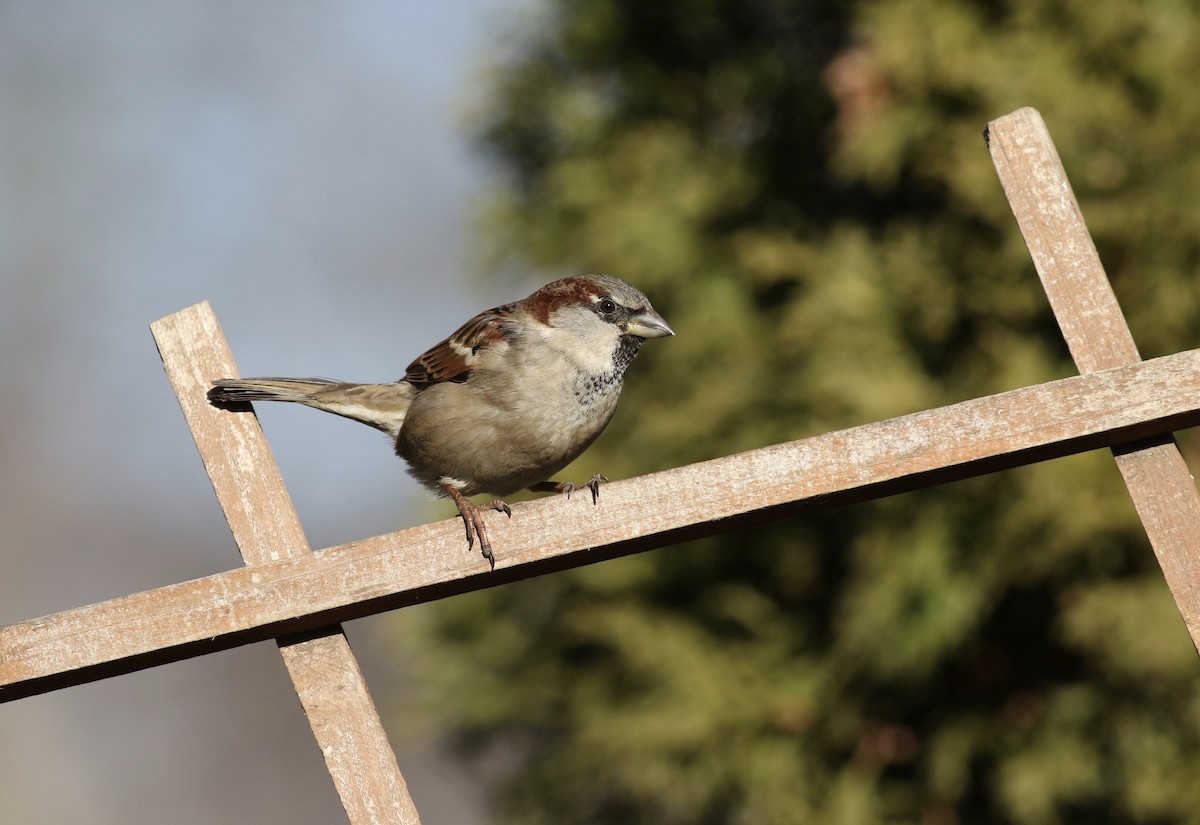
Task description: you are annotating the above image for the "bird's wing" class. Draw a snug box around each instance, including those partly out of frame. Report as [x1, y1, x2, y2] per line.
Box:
[402, 302, 517, 388]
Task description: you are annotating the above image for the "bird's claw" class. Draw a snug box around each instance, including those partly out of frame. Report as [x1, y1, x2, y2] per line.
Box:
[582, 474, 608, 505]
[534, 474, 608, 504]
[444, 486, 511, 571]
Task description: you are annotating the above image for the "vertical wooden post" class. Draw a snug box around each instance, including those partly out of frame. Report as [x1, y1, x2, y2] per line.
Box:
[151, 302, 420, 825]
[987, 107, 1200, 648]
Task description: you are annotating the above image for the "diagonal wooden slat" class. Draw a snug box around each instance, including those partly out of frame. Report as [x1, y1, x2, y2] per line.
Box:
[5, 345, 1200, 702]
[151, 304, 420, 825]
[987, 107, 1200, 649]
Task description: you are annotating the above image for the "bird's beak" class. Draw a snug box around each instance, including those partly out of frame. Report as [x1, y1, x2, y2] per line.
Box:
[625, 308, 675, 339]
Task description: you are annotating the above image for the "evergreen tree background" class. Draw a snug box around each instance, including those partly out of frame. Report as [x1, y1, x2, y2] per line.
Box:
[397, 1, 1200, 822]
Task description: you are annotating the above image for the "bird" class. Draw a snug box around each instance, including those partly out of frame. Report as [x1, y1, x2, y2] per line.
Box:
[207, 274, 674, 569]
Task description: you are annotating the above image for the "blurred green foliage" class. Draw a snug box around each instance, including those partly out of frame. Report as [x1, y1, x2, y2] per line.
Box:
[397, 1, 1200, 822]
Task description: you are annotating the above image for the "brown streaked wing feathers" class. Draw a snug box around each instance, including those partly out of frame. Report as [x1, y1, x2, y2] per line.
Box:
[403, 303, 515, 387]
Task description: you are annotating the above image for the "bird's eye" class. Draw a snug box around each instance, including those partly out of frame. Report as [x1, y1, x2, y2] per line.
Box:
[598, 298, 617, 315]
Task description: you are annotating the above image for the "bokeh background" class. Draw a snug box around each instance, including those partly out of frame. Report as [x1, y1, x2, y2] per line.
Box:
[5, 1, 1200, 824]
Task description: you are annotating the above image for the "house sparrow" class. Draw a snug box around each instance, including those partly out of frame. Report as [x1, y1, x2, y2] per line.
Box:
[208, 274, 673, 569]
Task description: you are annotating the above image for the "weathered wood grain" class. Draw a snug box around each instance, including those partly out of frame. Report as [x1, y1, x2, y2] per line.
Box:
[5, 344, 1200, 701]
[152, 304, 419, 825]
[987, 107, 1200, 649]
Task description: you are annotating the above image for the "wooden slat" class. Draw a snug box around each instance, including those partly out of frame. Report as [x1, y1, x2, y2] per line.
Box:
[151, 303, 420, 825]
[987, 107, 1200, 648]
[5, 346, 1200, 701]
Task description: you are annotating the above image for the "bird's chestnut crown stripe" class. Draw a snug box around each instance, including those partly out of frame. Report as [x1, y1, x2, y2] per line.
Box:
[525, 276, 608, 325]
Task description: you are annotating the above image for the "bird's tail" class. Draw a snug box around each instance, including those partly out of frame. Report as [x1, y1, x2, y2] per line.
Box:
[208, 377, 413, 438]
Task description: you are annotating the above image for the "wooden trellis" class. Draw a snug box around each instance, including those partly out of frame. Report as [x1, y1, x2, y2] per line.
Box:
[3, 107, 1200, 823]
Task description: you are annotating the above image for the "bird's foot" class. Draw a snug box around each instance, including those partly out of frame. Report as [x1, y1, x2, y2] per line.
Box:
[443, 486, 511, 570]
[531, 474, 608, 505]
